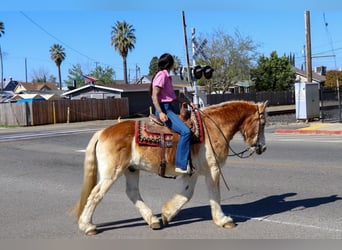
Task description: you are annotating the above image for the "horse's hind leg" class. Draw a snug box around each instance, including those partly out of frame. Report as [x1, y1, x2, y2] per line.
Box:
[161, 174, 198, 226]
[124, 169, 161, 229]
[205, 167, 235, 229]
[78, 178, 116, 235]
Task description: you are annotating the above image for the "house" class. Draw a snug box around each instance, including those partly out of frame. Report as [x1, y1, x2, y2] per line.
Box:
[294, 67, 326, 85]
[3, 78, 19, 91]
[62, 81, 183, 117]
[62, 83, 153, 117]
[229, 80, 255, 94]
[0, 78, 19, 102]
[10, 82, 63, 102]
[14, 82, 59, 94]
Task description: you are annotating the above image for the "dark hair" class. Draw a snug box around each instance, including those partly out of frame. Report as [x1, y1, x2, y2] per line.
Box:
[150, 53, 174, 94]
[157, 53, 174, 71]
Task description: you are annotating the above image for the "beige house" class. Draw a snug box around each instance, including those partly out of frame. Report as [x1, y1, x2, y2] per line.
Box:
[14, 82, 59, 94]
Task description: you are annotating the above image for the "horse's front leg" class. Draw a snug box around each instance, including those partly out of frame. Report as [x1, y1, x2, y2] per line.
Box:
[205, 166, 236, 229]
[124, 169, 161, 229]
[161, 174, 198, 226]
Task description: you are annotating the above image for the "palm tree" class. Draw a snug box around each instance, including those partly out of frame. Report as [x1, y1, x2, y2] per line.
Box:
[0, 21, 4, 37]
[49, 44, 66, 90]
[111, 21, 136, 84]
[0, 21, 5, 91]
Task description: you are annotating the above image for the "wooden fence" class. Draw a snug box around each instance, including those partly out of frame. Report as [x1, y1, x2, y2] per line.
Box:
[0, 98, 129, 126]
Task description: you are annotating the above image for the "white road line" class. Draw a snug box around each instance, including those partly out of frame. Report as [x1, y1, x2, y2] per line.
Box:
[232, 213, 342, 233]
[0, 128, 98, 142]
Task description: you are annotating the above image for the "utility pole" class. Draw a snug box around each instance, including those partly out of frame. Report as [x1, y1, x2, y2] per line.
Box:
[305, 10, 312, 82]
[0, 45, 3, 91]
[181, 11, 192, 86]
[191, 28, 199, 107]
[25, 57, 28, 83]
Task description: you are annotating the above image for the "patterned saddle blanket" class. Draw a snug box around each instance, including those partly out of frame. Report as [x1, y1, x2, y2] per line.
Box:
[135, 110, 204, 147]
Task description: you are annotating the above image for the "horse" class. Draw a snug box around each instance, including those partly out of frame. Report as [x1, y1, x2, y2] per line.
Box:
[70, 100, 268, 235]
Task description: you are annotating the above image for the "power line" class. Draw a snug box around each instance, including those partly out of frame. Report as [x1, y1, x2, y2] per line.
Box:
[322, 12, 338, 69]
[20, 11, 97, 63]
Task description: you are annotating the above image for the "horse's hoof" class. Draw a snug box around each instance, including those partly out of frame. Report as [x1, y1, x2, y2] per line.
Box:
[84, 225, 97, 236]
[86, 230, 97, 236]
[161, 215, 169, 226]
[223, 222, 237, 229]
[150, 221, 162, 230]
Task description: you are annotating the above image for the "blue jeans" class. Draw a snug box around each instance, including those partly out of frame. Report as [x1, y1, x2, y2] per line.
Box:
[156, 102, 191, 170]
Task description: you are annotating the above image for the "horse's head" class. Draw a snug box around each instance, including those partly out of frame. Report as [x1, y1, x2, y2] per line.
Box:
[241, 101, 268, 155]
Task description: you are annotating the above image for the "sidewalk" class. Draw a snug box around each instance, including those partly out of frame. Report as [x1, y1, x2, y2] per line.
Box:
[275, 122, 342, 136]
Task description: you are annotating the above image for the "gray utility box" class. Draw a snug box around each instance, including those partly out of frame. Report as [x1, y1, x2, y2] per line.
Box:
[295, 82, 320, 120]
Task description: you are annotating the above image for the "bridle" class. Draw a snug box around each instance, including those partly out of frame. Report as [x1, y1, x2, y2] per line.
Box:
[199, 104, 264, 159]
[198, 104, 265, 191]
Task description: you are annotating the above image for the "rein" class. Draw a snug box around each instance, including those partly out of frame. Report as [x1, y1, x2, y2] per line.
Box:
[198, 104, 263, 191]
[198, 109, 255, 159]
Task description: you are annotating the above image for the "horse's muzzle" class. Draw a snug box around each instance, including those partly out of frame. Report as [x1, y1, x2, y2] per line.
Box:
[255, 144, 267, 155]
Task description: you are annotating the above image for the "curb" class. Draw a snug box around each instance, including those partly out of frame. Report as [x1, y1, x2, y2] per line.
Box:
[274, 129, 342, 136]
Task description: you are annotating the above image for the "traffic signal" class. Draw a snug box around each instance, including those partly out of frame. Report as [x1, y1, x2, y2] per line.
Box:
[180, 65, 214, 81]
[203, 65, 214, 79]
[192, 65, 203, 79]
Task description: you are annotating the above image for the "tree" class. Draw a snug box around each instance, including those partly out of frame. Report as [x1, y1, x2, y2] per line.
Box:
[49, 44, 66, 90]
[148, 56, 158, 75]
[111, 21, 136, 84]
[172, 55, 182, 75]
[325, 70, 342, 89]
[31, 67, 56, 83]
[65, 64, 84, 88]
[251, 51, 295, 91]
[89, 65, 115, 84]
[198, 29, 259, 93]
[0, 21, 4, 37]
[0, 21, 4, 90]
[148, 55, 181, 76]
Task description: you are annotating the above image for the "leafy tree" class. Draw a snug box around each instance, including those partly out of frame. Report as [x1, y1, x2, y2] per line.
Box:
[65, 64, 116, 88]
[251, 51, 295, 91]
[325, 70, 342, 89]
[49, 44, 66, 90]
[31, 67, 56, 83]
[287, 52, 295, 66]
[148, 56, 158, 75]
[172, 55, 182, 75]
[198, 29, 259, 93]
[65, 64, 84, 88]
[111, 21, 136, 84]
[0, 21, 4, 37]
[89, 65, 115, 84]
[149, 55, 181, 76]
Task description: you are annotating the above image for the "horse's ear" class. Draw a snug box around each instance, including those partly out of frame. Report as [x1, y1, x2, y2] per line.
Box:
[259, 100, 269, 112]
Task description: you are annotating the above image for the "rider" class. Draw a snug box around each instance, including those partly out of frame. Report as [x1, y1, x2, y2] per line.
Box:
[151, 53, 195, 174]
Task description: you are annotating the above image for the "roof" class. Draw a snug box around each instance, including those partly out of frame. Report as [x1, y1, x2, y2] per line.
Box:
[294, 67, 326, 83]
[4, 80, 18, 91]
[136, 75, 190, 86]
[14, 82, 59, 93]
[62, 83, 152, 96]
[234, 80, 255, 88]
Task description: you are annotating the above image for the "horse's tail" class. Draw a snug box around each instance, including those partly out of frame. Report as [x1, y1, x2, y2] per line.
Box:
[70, 130, 100, 220]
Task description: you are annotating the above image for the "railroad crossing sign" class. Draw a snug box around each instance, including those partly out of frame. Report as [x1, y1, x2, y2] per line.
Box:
[192, 38, 208, 60]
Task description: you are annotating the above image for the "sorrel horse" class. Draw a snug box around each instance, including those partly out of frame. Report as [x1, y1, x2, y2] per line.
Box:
[71, 100, 268, 235]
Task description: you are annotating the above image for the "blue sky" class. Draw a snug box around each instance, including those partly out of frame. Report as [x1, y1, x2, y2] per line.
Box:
[1, 0, 342, 86]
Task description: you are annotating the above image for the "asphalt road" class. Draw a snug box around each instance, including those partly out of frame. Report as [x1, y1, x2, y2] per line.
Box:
[0, 121, 341, 239]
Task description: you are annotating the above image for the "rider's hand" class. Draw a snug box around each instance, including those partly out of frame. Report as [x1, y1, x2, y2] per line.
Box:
[189, 102, 197, 110]
[159, 112, 168, 122]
